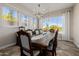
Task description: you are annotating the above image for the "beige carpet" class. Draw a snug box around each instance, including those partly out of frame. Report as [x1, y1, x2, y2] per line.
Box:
[0, 40, 79, 56]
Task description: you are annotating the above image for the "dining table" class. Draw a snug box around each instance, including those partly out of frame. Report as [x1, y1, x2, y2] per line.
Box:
[31, 31, 55, 48]
[31, 31, 56, 55]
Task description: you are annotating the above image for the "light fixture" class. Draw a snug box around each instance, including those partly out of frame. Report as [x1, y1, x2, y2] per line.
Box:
[34, 4, 44, 19]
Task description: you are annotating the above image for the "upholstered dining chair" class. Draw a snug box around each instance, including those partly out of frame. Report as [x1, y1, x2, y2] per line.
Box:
[26, 29, 33, 37]
[19, 26, 25, 31]
[47, 38, 54, 56]
[16, 26, 25, 45]
[16, 30, 20, 46]
[46, 30, 58, 56]
[33, 29, 40, 35]
[39, 29, 43, 34]
[18, 30, 40, 56]
[53, 30, 58, 55]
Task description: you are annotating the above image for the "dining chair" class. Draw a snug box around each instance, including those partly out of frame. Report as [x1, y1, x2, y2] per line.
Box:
[46, 30, 58, 56]
[16, 29, 25, 46]
[16, 31, 20, 46]
[19, 26, 25, 31]
[47, 38, 54, 56]
[33, 29, 40, 35]
[53, 30, 58, 56]
[16, 30, 24, 46]
[18, 30, 40, 56]
[26, 29, 33, 37]
[39, 29, 43, 34]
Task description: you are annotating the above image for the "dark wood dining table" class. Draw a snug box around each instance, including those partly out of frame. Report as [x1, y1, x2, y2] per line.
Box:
[31, 32, 55, 55]
[31, 32, 55, 49]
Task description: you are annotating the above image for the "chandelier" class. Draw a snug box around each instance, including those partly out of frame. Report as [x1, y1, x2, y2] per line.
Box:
[34, 4, 44, 19]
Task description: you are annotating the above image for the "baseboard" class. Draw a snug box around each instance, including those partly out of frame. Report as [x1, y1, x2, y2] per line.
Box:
[0, 43, 16, 50]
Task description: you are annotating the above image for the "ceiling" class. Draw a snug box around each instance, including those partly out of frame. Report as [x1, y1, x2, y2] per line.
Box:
[20, 3, 75, 18]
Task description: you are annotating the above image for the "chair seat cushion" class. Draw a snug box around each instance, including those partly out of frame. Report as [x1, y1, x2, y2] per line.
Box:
[23, 50, 40, 56]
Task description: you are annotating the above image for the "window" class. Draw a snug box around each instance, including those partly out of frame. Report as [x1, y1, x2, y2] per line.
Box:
[19, 14, 27, 27]
[0, 19, 2, 26]
[0, 4, 37, 29]
[32, 18, 37, 29]
[11, 10, 18, 26]
[42, 15, 64, 32]
[2, 6, 18, 26]
[18, 13, 37, 30]
[27, 17, 34, 29]
[26, 16, 37, 30]
[0, 4, 2, 26]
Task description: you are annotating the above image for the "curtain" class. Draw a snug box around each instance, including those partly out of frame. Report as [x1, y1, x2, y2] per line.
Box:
[62, 10, 70, 41]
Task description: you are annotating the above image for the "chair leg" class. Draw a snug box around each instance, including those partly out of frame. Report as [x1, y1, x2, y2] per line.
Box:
[42, 49, 46, 56]
[20, 50, 26, 56]
[55, 51, 57, 56]
[21, 52, 26, 56]
[52, 51, 54, 56]
[53, 49, 57, 56]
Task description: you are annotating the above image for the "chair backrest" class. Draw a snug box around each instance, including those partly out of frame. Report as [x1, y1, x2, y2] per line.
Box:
[47, 30, 58, 51]
[26, 29, 33, 36]
[47, 39, 54, 50]
[49, 29, 55, 33]
[19, 26, 25, 31]
[54, 30, 58, 39]
[16, 31, 21, 45]
[19, 30, 33, 55]
[53, 30, 58, 49]
[39, 29, 43, 34]
[34, 29, 40, 35]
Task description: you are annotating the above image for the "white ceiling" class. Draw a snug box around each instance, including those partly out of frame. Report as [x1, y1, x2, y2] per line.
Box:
[21, 3, 75, 15]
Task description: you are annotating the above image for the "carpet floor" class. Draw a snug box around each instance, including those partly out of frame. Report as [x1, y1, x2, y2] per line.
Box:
[0, 40, 79, 56]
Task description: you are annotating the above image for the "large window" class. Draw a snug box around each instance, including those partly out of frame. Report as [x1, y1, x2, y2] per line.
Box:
[2, 6, 18, 26]
[19, 13, 27, 27]
[0, 4, 2, 26]
[42, 15, 64, 32]
[32, 18, 37, 29]
[19, 13, 37, 30]
[0, 4, 37, 30]
[27, 17, 37, 30]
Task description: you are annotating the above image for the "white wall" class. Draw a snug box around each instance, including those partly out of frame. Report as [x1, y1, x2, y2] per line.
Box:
[72, 4, 79, 48]
[0, 4, 32, 49]
[0, 27, 18, 49]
